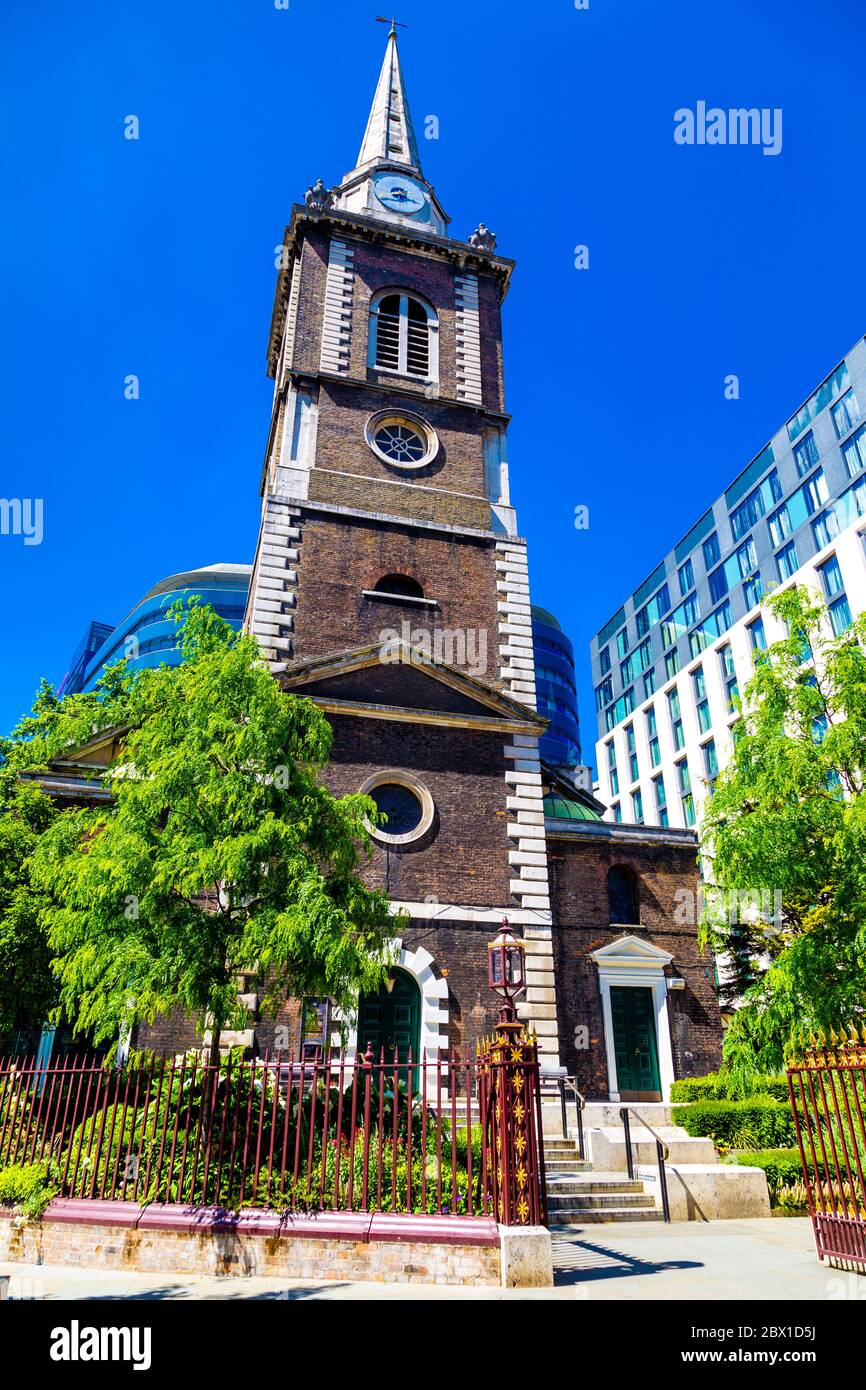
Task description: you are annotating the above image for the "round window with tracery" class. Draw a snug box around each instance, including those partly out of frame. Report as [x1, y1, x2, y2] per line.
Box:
[373, 422, 427, 464]
[359, 770, 435, 846]
[365, 410, 438, 471]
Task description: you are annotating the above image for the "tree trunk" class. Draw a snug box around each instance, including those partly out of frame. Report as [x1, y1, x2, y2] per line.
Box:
[208, 1025, 222, 1068]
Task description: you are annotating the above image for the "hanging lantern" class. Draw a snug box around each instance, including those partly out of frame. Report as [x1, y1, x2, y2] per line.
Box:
[487, 917, 526, 1005]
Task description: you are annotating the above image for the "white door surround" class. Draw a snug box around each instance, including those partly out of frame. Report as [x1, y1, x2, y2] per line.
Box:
[590, 934, 677, 1103]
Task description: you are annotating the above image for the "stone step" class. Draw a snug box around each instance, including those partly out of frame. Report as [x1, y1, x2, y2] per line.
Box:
[587, 1128, 717, 1172]
[550, 1207, 664, 1225]
[545, 1178, 645, 1195]
[543, 1160, 593, 1174]
[547, 1191, 655, 1211]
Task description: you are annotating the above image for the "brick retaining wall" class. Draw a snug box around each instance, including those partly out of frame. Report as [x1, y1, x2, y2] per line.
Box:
[0, 1202, 501, 1287]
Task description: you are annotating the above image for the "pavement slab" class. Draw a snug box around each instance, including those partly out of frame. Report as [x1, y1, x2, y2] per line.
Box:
[1, 1219, 862, 1301]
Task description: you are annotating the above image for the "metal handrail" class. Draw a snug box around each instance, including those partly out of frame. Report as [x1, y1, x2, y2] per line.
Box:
[618, 1105, 671, 1222]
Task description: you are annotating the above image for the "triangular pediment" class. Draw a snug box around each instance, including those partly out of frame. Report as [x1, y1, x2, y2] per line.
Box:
[280, 642, 545, 734]
[590, 935, 673, 968]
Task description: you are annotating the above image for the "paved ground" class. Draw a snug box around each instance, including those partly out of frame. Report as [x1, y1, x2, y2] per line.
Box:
[1, 1218, 862, 1300]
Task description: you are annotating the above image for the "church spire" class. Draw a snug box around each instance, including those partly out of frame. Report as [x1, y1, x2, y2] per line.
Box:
[354, 25, 422, 176]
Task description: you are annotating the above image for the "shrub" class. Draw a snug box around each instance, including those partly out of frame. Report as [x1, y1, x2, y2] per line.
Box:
[670, 1072, 790, 1103]
[726, 1148, 805, 1196]
[672, 1098, 797, 1149]
[0, 1160, 59, 1220]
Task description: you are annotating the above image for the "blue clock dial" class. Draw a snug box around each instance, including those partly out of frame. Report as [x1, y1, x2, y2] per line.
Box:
[373, 174, 427, 216]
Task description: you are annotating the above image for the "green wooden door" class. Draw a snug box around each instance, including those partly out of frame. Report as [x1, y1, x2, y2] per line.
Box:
[358, 969, 421, 1066]
[610, 986, 661, 1100]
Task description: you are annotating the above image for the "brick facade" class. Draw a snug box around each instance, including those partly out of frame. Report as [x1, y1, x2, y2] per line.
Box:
[547, 829, 722, 1097]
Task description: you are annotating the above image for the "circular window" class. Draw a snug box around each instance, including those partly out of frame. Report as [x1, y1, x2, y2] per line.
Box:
[374, 422, 426, 464]
[365, 409, 439, 471]
[359, 770, 435, 846]
[370, 784, 423, 837]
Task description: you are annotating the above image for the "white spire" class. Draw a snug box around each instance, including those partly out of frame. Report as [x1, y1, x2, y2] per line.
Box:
[354, 28, 421, 176]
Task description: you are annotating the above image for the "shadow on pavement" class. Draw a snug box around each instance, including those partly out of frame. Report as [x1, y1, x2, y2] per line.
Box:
[76, 1283, 351, 1301]
[551, 1231, 703, 1287]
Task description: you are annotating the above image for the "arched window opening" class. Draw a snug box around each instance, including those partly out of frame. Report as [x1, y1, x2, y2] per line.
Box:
[373, 574, 425, 600]
[371, 291, 436, 380]
[608, 865, 639, 926]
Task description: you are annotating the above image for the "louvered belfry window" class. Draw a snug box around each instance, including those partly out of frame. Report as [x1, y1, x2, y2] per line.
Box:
[374, 293, 431, 378]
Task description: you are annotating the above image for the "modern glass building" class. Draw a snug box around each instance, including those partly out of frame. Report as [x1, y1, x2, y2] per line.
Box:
[531, 605, 582, 775]
[57, 619, 116, 697]
[62, 564, 252, 694]
[591, 335, 866, 830]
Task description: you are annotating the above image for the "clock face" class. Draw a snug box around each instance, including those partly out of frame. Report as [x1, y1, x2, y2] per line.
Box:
[373, 173, 427, 216]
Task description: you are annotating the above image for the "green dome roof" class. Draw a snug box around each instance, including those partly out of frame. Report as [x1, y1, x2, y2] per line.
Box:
[543, 793, 602, 822]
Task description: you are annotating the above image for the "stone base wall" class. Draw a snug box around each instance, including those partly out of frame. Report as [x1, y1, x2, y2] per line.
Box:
[0, 1204, 502, 1287]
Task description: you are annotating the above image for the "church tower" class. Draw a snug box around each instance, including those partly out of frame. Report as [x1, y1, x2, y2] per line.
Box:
[245, 27, 562, 1068]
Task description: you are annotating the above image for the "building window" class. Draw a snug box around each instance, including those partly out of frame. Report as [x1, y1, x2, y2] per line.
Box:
[678, 558, 694, 596]
[643, 669, 657, 699]
[667, 686, 685, 751]
[370, 573, 425, 601]
[829, 595, 853, 636]
[743, 572, 763, 610]
[631, 789, 644, 824]
[611, 801, 623, 824]
[370, 291, 437, 379]
[665, 648, 680, 680]
[360, 770, 435, 845]
[793, 431, 820, 477]
[692, 666, 711, 734]
[616, 627, 630, 659]
[818, 556, 853, 635]
[595, 677, 613, 711]
[606, 740, 619, 797]
[748, 616, 767, 652]
[842, 424, 866, 478]
[677, 759, 695, 827]
[812, 508, 839, 549]
[819, 554, 844, 599]
[608, 865, 639, 925]
[703, 532, 721, 570]
[729, 470, 783, 542]
[708, 566, 728, 604]
[645, 706, 661, 768]
[776, 540, 799, 580]
[718, 644, 738, 713]
[703, 738, 718, 780]
[365, 409, 439, 470]
[653, 774, 668, 828]
[832, 390, 861, 439]
[599, 645, 611, 675]
[625, 724, 639, 783]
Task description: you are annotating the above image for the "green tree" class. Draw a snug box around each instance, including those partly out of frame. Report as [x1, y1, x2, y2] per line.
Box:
[0, 674, 131, 1048]
[29, 604, 398, 1061]
[701, 584, 866, 1081]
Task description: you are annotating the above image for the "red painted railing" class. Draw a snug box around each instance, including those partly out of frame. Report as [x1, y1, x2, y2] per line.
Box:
[788, 1029, 866, 1270]
[0, 1040, 545, 1225]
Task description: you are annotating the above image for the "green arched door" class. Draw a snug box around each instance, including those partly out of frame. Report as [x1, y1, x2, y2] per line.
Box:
[358, 968, 421, 1065]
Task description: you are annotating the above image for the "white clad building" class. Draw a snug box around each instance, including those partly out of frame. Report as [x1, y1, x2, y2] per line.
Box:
[591, 336, 866, 831]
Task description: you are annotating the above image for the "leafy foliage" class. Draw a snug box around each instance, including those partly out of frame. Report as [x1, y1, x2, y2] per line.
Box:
[700, 585, 866, 1077]
[669, 1072, 790, 1103]
[672, 1098, 797, 1149]
[24, 604, 398, 1056]
[0, 1159, 59, 1220]
[0, 671, 132, 1047]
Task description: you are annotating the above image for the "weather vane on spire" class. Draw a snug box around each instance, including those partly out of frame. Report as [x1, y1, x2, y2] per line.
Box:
[376, 15, 408, 38]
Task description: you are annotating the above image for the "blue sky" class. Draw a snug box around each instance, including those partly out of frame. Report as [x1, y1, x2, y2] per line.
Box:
[1, 0, 864, 768]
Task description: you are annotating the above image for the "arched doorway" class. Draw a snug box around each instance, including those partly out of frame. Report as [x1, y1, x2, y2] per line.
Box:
[357, 968, 422, 1065]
